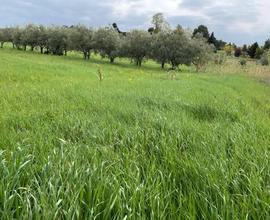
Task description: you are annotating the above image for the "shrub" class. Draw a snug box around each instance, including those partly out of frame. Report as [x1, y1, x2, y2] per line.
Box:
[255, 47, 264, 59]
[224, 44, 234, 56]
[214, 52, 226, 65]
[260, 54, 269, 66]
[240, 59, 247, 66]
[234, 47, 242, 57]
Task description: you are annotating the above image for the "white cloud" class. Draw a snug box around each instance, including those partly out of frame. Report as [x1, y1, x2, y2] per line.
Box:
[102, 0, 207, 19]
[0, 0, 270, 44]
[102, 0, 265, 34]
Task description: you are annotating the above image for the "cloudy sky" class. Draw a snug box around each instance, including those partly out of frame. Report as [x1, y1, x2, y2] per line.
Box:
[0, 0, 269, 45]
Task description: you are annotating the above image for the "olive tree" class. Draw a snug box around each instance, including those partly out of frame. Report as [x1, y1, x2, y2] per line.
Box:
[47, 26, 69, 55]
[0, 28, 6, 48]
[68, 25, 94, 59]
[190, 34, 214, 72]
[21, 24, 40, 51]
[0, 28, 14, 48]
[11, 27, 26, 50]
[37, 25, 48, 54]
[0, 28, 5, 48]
[120, 30, 151, 66]
[165, 26, 193, 69]
[150, 31, 171, 68]
[93, 27, 121, 63]
[151, 25, 204, 70]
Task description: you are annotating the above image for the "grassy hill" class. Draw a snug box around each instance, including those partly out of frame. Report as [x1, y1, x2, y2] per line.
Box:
[0, 48, 270, 219]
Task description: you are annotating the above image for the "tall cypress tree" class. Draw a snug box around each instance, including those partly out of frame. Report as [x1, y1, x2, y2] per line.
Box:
[208, 32, 217, 45]
[247, 42, 259, 58]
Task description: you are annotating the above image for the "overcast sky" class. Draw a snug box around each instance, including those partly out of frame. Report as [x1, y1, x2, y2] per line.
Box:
[0, 0, 269, 45]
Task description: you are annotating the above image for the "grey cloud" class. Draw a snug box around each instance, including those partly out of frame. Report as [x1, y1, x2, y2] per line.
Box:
[0, 0, 269, 45]
[179, 0, 212, 10]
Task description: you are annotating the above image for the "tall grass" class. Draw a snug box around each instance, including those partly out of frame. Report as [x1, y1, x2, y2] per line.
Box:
[207, 57, 270, 83]
[0, 47, 270, 219]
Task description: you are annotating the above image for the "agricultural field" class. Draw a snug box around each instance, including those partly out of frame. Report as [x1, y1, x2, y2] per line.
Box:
[0, 47, 270, 219]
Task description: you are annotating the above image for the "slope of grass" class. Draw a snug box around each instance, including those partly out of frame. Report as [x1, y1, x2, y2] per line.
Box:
[0, 48, 270, 219]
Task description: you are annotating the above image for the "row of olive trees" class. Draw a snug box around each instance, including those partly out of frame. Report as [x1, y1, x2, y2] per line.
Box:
[0, 22, 214, 70]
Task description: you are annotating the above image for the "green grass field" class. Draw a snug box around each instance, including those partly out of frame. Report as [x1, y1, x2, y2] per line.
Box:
[0, 47, 270, 219]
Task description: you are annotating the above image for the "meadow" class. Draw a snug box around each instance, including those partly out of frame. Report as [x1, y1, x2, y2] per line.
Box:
[0, 47, 270, 219]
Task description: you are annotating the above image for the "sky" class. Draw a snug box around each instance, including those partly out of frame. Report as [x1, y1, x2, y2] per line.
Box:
[0, 0, 269, 45]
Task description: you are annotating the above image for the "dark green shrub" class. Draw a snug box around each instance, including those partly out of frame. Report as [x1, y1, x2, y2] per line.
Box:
[240, 59, 247, 66]
[234, 47, 242, 57]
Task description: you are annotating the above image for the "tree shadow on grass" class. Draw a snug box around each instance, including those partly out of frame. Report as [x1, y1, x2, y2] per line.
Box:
[181, 104, 239, 122]
[137, 97, 239, 123]
[63, 55, 165, 73]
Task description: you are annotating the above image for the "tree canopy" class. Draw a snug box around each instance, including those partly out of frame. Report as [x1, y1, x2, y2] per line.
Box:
[0, 14, 218, 70]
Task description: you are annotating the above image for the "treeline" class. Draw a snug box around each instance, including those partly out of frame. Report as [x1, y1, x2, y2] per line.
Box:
[224, 41, 270, 58]
[0, 14, 215, 71]
[223, 41, 270, 65]
[192, 25, 226, 51]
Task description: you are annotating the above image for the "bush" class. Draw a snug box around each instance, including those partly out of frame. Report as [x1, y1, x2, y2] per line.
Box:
[234, 47, 242, 57]
[240, 59, 247, 66]
[260, 54, 269, 66]
[214, 52, 226, 65]
[255, 47, 264, 59]
[224, 44, 234, 56]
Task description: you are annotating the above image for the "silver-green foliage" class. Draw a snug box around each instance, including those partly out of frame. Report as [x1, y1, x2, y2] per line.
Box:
[190, 34, 215, 71]
[0, 22, 214, 69]
[93, 27, 121, 63]
[120, 30, 151, 66]
[260, 51, 269, 66]
[68, 25, 94, 59]
[151, 26, 213, 70]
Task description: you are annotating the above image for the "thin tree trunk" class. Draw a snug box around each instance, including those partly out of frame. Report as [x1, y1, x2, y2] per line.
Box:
[138, 59, 142, 67]
[31, 46, 34, 51]
[83, 51, 87, 60]
[110, 57, 114, 63]
[171, 60, 176, 70]
[161, 62, 165, 69]
[40, 47, 43, 54]
[0, 42, 3, 48]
